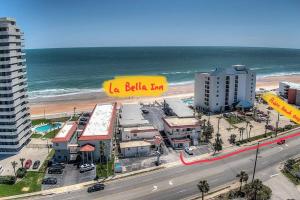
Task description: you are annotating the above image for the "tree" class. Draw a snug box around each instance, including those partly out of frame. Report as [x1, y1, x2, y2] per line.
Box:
[284, 158, 296, 172]
[248, 124, 253, 139]
[239, 127, 245, 141]
[228, 134, 237, 144]
[203, 120, 213, 143]
[19, 158, 25, 168]
[197, 180, 210, 200]
[99, 141, 105, 163]
[213, 133, 223, 154]
[237, 171, 249, 194]
[11, 161, 18, 177]
[244, 179, 272, 200]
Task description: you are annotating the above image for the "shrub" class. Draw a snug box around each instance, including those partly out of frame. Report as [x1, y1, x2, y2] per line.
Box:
[0, 176, 16, 185]
[284, 124, 293, 130]
[16, 167, 27, 178]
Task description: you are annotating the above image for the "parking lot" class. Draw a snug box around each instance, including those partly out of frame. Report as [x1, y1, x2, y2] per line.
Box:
[42, 164, 96, 190]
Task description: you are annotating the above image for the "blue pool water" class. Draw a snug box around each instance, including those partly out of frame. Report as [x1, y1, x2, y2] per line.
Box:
[182, 98, 194, 106]
[35, 123, 61, 133]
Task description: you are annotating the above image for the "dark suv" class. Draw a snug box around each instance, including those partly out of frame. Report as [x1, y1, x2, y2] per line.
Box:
[87, 183, 105, 193]
[48, 167, 63, 174]
[42, 177, 57, 185]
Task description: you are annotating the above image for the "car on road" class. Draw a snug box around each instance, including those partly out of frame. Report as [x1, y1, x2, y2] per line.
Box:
[32, 160, 40, 169]
[80, 163, 95, 173]
[42, 177, 57, 185]
[25, 159, 32, 169]
[48, 167, 63, 174]
[87, 183, 105, 193]
[277, 139, 286, 145]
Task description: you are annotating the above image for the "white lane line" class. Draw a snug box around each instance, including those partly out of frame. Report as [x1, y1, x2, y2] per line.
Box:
[169, 180, 173, 186]
[152, 185, 158, 192]
[285, 144, 289, 147]
[270, 173, 279, 178]
[177, 189, 187, 193]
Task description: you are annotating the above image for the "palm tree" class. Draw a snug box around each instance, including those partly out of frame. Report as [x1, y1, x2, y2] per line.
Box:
[19, 158, 25, 168]
[228, 134, 237, 144]
[213, 133, 223, 155]
[237, 171, 249, 193]
[248, 124, 253, 139]
[197, 180, 210, 200]
[238, 127, 245, 141]
[244, 179, 264, 200]
[99, 141, 105, 163]
[245, 121, 250, 139]
[11, 161, 18, 177]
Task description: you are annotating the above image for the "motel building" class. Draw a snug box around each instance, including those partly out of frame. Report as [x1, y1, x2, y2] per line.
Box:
[52, 121, 78, 162]
[78, 103, 117, 163]
[162, 117, 201, 149]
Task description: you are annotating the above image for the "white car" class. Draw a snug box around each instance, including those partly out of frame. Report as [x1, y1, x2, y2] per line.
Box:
[80, 163, 95, 173]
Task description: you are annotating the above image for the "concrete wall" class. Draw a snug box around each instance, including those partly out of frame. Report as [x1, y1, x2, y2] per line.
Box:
[121, 129, 157, 141]
[120, 145, 150, 157]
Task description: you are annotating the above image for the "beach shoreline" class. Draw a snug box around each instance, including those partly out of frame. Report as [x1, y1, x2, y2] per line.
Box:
[29, 74, 300, 116]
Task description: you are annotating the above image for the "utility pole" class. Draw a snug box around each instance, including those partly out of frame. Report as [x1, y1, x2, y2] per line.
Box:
[275, 112, 280, 137]
[252, 142, 260, 183]
[106, 156, 108, 178]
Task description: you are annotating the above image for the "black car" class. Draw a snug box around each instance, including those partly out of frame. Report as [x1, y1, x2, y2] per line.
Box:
[87, 183, 105, 193]
[48, 167, 63, 174]
[51, 163, 65, 169]
[32, 160, 40, 169]
[42, 177, 57, 185]
[277, 139, 286, 145]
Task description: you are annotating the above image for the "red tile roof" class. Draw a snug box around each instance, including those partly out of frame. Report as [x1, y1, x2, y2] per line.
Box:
[52, 122, 77, 143]
[80, 144, 95, 152]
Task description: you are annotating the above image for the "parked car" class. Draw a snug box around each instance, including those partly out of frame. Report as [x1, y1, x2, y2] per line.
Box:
[87, 183, 105, 193]
[51, 163, 65, 169]
[25, 159, 32, 169]
[277, 139, 286, 145]
[80, 163, 95, 173]
[48, 167, 63, 174]
[266, 125, 275, 131]
[142, 109, 149, 114]
[32, 160, 40, 169]
[184, 147, 194, 155]
[42, 177, 57, 185]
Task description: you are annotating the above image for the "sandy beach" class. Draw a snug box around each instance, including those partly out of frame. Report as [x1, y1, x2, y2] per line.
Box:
[29, 74, 300, 117]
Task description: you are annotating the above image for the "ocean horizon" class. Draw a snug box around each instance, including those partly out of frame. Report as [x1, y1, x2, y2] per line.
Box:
[25, 46, 300, 99]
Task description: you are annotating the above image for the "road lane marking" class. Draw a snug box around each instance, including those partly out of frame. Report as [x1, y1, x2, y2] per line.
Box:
[270, 173, 279, 177]
[285, 144, 289, 147]
[152, 185, 158, 192]
[176, 189, 186, 193]
[169, 180, 173, 185]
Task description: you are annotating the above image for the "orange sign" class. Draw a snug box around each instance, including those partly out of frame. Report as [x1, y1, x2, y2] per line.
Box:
[262, 92, 300, 124]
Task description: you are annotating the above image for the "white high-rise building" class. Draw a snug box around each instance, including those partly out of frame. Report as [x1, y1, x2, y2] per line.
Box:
[194, 65, 256, 113]
[0, 17, 31, 154]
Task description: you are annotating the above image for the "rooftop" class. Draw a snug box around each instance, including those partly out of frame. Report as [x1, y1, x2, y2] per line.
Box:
[164, 98, 194, 118]
[79, 103, 116, 141]
[163, 117, 200, 128]
[0, 17, 15, 22]
[281, 81, 300, 90]
[196, 65, 252, 76]
[119, 103, 149, 127]
[124, 125, 158, 133]
[52, 122, 77, 143]
[120, 140, 152, 148]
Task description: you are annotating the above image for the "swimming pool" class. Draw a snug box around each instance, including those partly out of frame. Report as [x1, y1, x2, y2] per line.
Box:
[35, 123, 62, 133]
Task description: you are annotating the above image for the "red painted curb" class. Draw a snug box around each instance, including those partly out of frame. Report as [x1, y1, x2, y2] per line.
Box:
[180, 131, 300, 166]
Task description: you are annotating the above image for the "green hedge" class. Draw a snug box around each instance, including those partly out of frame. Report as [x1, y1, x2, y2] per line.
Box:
[16, 168, 27, 178]
[0, 176, 16, 185]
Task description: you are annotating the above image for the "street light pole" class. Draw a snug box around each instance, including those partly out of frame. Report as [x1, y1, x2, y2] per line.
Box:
[275, 112, 279, 137]
[252, 142, 260, 183]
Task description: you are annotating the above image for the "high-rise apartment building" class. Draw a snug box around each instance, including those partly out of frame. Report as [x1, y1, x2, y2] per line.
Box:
[0, 17, 31, 154]
[194, 65, 256, 113]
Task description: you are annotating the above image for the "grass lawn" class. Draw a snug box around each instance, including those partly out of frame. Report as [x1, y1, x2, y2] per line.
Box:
[96, 158, 114, 178]
[42, 129, 60, 139]
[30, 134, 42, 138]
[31, 119, 51, 126]
[0, 171, 44, 197]
[225, 115, 245, 124]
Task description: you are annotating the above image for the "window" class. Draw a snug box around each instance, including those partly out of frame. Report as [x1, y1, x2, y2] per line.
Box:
[133, 133, 137, 137]
[216, 103, 219, 106]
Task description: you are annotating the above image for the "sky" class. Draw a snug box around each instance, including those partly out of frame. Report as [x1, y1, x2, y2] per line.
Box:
[1, 0, 300, 49]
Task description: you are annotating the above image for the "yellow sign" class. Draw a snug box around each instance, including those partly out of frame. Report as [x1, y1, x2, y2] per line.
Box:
[102, 75, 168, 98]
[262, 92, 300, 124]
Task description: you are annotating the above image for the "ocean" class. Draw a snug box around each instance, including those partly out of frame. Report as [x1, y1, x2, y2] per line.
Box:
[25, 46, 300, 99]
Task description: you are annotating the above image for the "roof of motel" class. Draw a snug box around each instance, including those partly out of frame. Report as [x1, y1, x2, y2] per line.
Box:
[164, 98, 194, 118]
[120, 140, 152, 149]
[162, 117, 201, 128]
[119, 103, 150, 127]
[52, 122, 77, 143]
[124, 125, 158, 133]
[78, 103, 116, 141]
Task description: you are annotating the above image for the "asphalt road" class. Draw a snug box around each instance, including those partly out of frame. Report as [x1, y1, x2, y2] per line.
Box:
[31, 129, 300, 200]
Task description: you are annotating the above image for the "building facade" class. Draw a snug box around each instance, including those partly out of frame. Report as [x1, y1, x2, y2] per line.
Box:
[279, 82, 300, 106]
[194, 65, 256, 113]
[0, 18, 31, 154]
